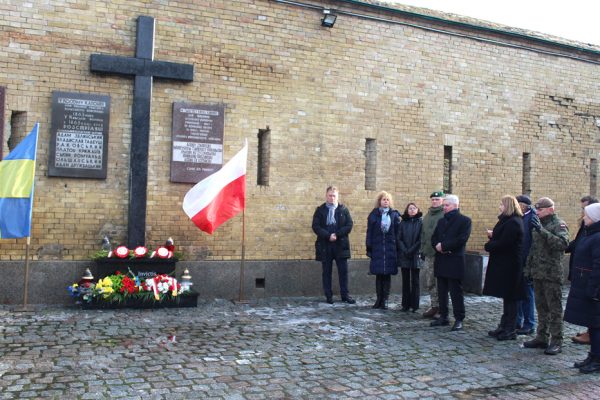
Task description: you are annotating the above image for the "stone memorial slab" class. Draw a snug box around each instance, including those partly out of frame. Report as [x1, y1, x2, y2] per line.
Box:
[170, 102, 224, 183]
[48, 91, 110, 178]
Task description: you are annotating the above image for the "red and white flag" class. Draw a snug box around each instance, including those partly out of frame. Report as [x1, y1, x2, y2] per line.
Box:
[183, 141, 247, 234]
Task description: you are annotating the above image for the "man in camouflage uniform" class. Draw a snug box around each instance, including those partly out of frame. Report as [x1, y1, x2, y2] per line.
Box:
[523, 197, 570, 355]
[420, 190, 445, 318]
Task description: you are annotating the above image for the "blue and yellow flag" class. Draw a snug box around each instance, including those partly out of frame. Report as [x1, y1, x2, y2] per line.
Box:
[0, 123, 39, 239]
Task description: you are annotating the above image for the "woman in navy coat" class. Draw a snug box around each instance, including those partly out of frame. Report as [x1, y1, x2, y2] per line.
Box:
[483, 195, 525, 340]
[366, 191, 401, 310]
[564, 203, 600, 374]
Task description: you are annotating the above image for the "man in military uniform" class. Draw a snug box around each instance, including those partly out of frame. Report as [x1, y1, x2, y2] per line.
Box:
[523, 197, 570, 355]
[420, 190, 445, 318]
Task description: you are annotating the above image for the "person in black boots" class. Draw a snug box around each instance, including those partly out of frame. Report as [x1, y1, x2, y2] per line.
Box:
[430, 194, 472, 331]
[312, 186, 355, 304]
[483, 195, 526, 341]
[398, 202, 423, 312]
[366, 191, 401, 310]
[564, 203, 600, 374]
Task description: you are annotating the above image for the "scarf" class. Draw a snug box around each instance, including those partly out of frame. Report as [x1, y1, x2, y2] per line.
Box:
[326, 203, 337, 225]
[380, 207, 390, 233]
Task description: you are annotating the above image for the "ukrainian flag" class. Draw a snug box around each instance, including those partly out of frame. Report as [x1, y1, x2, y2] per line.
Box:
[0, 123, 39, 239]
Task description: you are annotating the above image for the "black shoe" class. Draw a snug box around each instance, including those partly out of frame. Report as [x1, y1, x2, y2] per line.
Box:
[451, 320, 463, 331]
[516, 327, 535, 335]
[372, 299, 382, 309]
[430, 318, 449, 327]
[579, 357, 600, 374]
[401, 306, 410, 312]
[523, 338, 548, 349]
[488, 327, 504, 337]
[326, 297, 333, 304]
[544, 342, 562, 355]
[574, 353, 593, 368]
[411, 308, 419, 313]
[497, 331, 517, 341]
[341, 296, 356, 304]
[380, 301, 388, 310]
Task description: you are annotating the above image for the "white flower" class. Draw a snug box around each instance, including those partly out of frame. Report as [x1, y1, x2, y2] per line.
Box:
[157, 282, 170, 293]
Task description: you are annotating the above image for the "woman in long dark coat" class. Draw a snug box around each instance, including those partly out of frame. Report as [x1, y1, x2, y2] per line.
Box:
[366, 191, 401, 310]
[483, 195, 525, 340]
[397, 202, 423, 312]
[564, 203, 600, 374]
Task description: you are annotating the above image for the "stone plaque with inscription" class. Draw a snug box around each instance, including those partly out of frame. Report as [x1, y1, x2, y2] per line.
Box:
[170, 102, 224, 183]
[48, 91, 110, 179]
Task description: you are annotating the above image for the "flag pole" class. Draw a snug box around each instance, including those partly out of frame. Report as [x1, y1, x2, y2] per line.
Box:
[238, 208, 248, 303]
[23, 236, 31, 305]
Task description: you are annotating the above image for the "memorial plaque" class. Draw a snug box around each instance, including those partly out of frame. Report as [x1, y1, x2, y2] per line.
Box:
[48, 91, 110, 178]
[170, 102, 225, 183]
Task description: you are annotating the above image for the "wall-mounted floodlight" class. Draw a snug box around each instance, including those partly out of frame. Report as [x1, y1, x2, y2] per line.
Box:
[321, 9, 337, 28]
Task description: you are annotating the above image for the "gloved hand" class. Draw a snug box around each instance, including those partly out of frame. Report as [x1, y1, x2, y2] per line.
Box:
[530, 214, 541, 232]
[420, 253, 425, 261]
[366, 246, 372, 258]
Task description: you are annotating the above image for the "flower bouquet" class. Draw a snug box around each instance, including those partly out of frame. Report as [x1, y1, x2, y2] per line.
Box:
[68, 270, 198, 309]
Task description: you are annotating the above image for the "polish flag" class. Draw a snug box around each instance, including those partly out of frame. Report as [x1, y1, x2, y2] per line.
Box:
[183, 141, 247, 234]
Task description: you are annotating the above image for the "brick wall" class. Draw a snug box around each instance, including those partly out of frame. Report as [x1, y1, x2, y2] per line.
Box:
[1, 0, 599, 261]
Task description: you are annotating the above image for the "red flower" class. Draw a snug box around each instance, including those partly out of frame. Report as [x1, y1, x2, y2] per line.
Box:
[120, 276, 136, 294]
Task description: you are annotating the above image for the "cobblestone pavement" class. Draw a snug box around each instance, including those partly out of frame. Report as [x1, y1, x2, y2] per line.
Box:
[1, 293, 599, 399]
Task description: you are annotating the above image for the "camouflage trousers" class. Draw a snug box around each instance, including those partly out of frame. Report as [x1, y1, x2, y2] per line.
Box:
[423, 256, 438, 308]
[532, 279, 563, 344]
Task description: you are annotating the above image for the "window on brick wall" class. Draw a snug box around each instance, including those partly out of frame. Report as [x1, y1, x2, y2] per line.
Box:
[365, 138, 377, 190]
[257, 127, 270, 186]
[522, 152, 532, 195]
[591, 158, 598, 197]
[8, 111, 27, 152]
[443, 145, 452, 194]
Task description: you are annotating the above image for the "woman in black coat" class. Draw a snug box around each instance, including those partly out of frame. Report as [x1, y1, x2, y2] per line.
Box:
[366, 191, 401, 310]
[483, 195, 525, 340]
[564, 203, 600, 374]
[398, 202, 423, 312]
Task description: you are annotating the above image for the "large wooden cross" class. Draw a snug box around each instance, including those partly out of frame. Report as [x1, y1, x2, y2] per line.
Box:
[90, 16, 193, 247]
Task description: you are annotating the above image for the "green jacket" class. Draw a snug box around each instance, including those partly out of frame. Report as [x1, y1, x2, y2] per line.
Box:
[525, 213, 569, 283]
[419, 206, 444, 257]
